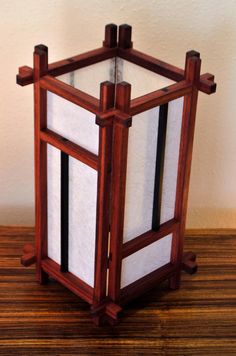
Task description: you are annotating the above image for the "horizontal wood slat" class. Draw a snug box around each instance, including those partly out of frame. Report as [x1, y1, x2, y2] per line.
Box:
[40, 129, 98, 170]
[130, 81, 192, 115]
[118, 47, 216, 95]
[122, 219, 179, 258]
[40, 75, 100, 114]
[17, 47, 117, 86]
[41, 258, 93, 304]
[120, 263, 176, 305]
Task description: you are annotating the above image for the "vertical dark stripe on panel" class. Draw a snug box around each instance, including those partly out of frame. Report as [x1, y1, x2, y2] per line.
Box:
[61, 151, 69, 272]
[152, 103, 168, 230]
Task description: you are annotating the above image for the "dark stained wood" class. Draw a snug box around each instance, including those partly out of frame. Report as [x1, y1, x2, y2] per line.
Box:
[118, 47, 216, 95]
[17, 46, 118, 86]
[130, 80, 192, 115]
[42, 257, 93, 304]
[108, 82, 131, 303]
[40, 129, 98, 170]
[122, 219, 179, 258]
[33, 45, 48, 284]
[1, 226, 235, 354]
[170, 53, 201, 290]
[121, 263, 176, 305]
[152, 103, 169, 230]
[118, 24, 132, 49]
[103, 24, 118, 48]
[93, 82, 115, 305]
[60, 152, 69, 273]
[182, 251, 198, 274]
[39, 75, 100, 114]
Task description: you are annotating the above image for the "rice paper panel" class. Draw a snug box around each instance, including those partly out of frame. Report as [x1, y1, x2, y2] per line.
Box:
[68, 157, 97, 287]
[47, 92, 98, 155]
[116, 58, 174, 98]
[160, 97, 184, 224]
[121, 234, 172, 288]
[123, 107, 160, 242]
[47, 145, 61, 264]
[58, 59, 116, 98]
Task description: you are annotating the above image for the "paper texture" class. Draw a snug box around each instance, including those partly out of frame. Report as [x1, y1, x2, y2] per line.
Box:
[121, 234, 172, 288]
[47, 59, 183, 288]
[123, 97, 183, 243]
[47, 145, 97, 287]
[47, 92, 98, 155]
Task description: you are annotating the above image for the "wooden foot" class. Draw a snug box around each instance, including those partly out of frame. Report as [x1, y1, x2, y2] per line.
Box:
[182, 251, 198, 274]
[91, 300, 122, 326]
[169, 272, 181, 290]
[169, 252, 197, 290]
[21, 244, 36, 267]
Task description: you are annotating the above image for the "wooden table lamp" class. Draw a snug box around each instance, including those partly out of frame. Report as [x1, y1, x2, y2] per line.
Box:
[17, 23, 216, 325]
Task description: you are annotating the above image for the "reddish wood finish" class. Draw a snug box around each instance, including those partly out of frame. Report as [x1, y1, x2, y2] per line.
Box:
[17, 46, 117, 86]
[170, 52, 201, 290]
[130, 80, 192, 115]
[17, 24, 216, 325]
[93, 82, 115, 305]
[41, 258, 93, 304]
[21, 243, 36, 267]
[108, 82, 131, 304]
[33, 45, 49, 284]
[120, 263, 176, 305]
[40, 128, 98, 170]
[122, 219, 179, 258]
[40, 75, 100, 114]
[118, 47, 216, 95]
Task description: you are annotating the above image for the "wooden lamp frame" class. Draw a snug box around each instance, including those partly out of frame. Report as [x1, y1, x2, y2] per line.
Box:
[17, 24, 216, 325]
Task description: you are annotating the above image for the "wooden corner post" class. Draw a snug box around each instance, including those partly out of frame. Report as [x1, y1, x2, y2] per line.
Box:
[34, 45, 49, 284]
[169, 51, 201, 289]
[93, 82, 115, 312]
[108, 82, 132, 305]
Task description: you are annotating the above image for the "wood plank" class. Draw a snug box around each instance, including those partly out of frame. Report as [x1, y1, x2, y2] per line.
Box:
[39, 75, 100, 114]
[118, 47, 216, 95]
[40, 128, 98, 170]
[0, 226, 235, 354]
[17, 46, 117, 86]
[122, 219, 179, 258]
[130, 80, 192, 115]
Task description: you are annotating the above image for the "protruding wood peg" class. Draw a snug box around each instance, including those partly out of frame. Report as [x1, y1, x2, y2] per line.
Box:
[118, 24, 132, 49]
[21, 243, 36, 267]
[103, 24, 117, 48]
[182, 251, 198, 274]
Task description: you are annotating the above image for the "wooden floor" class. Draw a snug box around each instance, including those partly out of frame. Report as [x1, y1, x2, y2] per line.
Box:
[0, 227, 235, 355]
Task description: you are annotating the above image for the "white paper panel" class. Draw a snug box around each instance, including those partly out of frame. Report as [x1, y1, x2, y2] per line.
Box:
[47, 145, 61, 264]
[47, 92, 98, 155]
[47, 145, 97, 287]
[68, 157, 97, 287]
[123, 107, 160, 242]
[121, 234, 172, 288]
[160, 97, 184, 224]
[116, 58, 174, 98]
[58, 59, 115, 98]
[123, 97, 183, 243]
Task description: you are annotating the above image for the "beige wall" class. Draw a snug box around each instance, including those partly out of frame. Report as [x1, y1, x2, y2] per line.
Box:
[0, 0, 235, 228]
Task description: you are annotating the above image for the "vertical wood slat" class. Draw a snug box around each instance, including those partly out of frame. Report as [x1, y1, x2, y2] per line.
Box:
[152, 103, 169, 230]
[93, 82, 115, 303]
[108, 82, 131, 303]
[170, 52, 201, 289]
[60, 152, 69, 272]
[34, 45, 49, 283]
